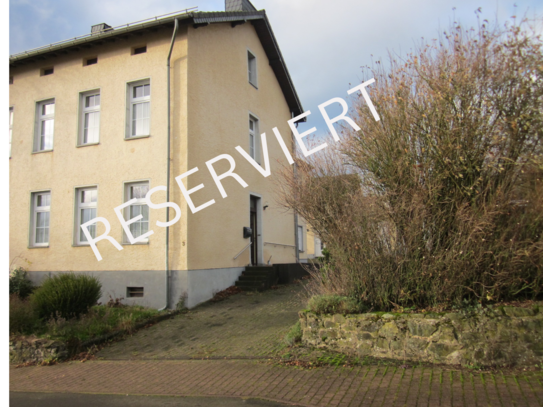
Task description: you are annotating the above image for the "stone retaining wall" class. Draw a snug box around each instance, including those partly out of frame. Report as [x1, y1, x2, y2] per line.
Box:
[299, 305, 543, 367]
[10, 337, 68, 364]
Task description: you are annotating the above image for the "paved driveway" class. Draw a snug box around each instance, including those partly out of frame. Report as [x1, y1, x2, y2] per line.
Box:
[97, 284, 306, 360]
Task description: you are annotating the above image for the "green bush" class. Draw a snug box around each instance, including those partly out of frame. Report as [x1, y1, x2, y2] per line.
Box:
[284, 321, 303, 346]
[10, 294, 39, 334]
[31, 273, 102, 320]
[9, 267, 34, 299]
[45, 305, 160, 342]
[307, 295, 363, 315]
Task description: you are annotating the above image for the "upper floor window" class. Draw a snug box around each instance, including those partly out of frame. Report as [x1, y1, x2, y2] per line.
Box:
[76, 187, 97, 245]
[124, 181, 150, 242]
[41, 67, 54, 76]
[30, 191, 51, 247]
[84, 57, 98, 66]
[79, 90, 100, 145]
[249, 115, 260, 162]
[9, 107, 13, 158]
[247, 50, 257, 88]
[34, 99, 54, 152]
[132, 45, 147, 55]
[127, 80, 150, 138]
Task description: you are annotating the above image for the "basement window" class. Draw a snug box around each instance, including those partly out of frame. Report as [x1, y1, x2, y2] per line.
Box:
[127, 287, 144, 298]
[84, 57, 98, 66]
[132, 45, 147, 55]
[41, 67, 54, 76]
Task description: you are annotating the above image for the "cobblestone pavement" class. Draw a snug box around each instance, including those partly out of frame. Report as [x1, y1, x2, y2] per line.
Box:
[97, 285, 306, 360]
[10, 359, 543, 406]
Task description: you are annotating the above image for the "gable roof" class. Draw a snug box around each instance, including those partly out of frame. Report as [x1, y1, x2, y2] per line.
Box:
[9, 9, 305, 120]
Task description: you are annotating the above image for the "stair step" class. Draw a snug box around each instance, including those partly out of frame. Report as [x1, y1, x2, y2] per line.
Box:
[235, 282, 266, 292]
[242, 270, 272, 277]
[245, 266, 274, 271]
[238, 276, 269, 282]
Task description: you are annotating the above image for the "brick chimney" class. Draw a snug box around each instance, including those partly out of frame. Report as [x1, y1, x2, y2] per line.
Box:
[225, 0, 257, 12]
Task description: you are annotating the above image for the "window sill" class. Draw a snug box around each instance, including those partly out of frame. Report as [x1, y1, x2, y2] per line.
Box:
[32, 149, 53, 154]
[76, 142, 100, 148]
[122, 241, 150, 245]
[28, 245, 49, 249]
[125, 135, 151, 141]
[72, 243, 91, 247]
[249, 82, 258, 90]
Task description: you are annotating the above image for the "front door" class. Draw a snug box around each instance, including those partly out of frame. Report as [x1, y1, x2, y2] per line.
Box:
[250, 196, 258, 266]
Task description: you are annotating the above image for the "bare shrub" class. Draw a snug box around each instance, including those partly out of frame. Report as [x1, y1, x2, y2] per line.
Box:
[278, 18, 543, 311]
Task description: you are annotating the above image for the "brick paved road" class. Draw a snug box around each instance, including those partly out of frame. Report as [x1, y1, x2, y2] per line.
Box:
[10, 360, 543, 406]
[10, 283, 543, 406]
[97, 285, 305, 360]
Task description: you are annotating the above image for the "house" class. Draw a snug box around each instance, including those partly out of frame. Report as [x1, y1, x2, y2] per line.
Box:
[297, 220, 324, 263]
[9, 0, 308, 308]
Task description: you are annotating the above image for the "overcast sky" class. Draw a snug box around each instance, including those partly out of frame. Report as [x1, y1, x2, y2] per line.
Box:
[8, 0, 543, 134]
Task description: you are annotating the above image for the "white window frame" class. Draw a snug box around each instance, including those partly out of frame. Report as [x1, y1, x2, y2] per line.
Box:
[249, 113, 260, 164]
[297, 225, 304, 252]
[9, 107, 13, 158]
[247, 49, 257, 88]
[30, 191, 51, 247]
[75, 187, 98, 245]
[34, 99, 55, 152]
[78, 90, 101, 146]
[123, 181, 150, 243]
[126, 79, 151, 139]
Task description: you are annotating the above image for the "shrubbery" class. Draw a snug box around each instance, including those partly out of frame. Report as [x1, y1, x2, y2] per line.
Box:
[307, 295, 363, 315]
[280, 18, 543, 311]
[31, 273, 102, 320]
[284, 321, 302, 346]
[9, 267, 34, 299]
[9, 294, 39, 335]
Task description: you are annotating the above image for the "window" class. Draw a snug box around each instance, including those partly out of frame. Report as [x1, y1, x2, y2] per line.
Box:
[132, 45, 147, 55]
[79, 90, 100, 145]
[127, 287, 144, 297]
[34, 99, 55, 152]
[30, 191, 51, 247]
[249, 115, 259, 161]
[76, 187, 97, 245]
[247, 50, 257, 87]
[9, 107, 13, 158]
[297, 225, 304, 252]
[41, 67, 54, 76]
[84, 57, 98, 66]
[9, 76, 13, 85]
[127, 80, 150, 138]
[124, 182, 150, 242]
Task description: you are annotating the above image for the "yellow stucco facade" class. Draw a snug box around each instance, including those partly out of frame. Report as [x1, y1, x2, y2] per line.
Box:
[9, 8, 301, 308]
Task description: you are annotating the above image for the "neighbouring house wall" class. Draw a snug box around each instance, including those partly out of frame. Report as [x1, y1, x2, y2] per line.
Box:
[300, 305, 543, 367]
[185, 22, 297, 271]
[9, 26, 189, 274]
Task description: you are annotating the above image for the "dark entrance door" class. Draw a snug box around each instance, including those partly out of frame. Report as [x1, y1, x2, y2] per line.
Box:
[250, 196, 258, 266]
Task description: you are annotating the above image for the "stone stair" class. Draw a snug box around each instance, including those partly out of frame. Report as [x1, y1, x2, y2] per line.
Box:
[235, 266, 278, 292]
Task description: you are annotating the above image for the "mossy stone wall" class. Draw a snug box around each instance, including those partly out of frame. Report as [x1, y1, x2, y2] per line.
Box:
[299, 305, 543, 367]
[10, 337, 68, 364]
